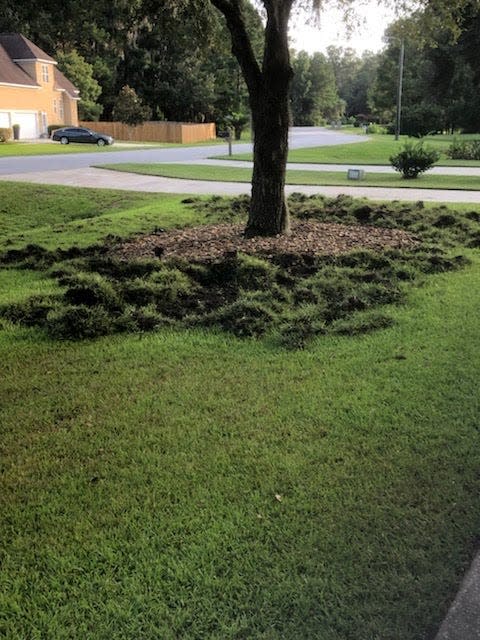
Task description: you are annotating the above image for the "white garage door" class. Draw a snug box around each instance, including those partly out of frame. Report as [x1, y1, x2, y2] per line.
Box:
[0, 112, 10, 128]
[12, 112, 38, 139]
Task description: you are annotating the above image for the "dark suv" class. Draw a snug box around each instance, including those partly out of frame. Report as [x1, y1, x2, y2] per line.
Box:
[52, 127, 114, 146]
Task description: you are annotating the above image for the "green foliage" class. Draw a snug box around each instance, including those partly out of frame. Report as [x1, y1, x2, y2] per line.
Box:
[329, 309, 394, 335]
[366, 123, 388, 134]
[0, 128, 12, 143]
[112, 86, 152, 127]
[291, 51, 343, 126]
[389, 141, 441, 179]
[401, 103, 445, 137]
[203, 291, 280, 337]
[1, 295, 56, 326]
[369, 10, 480, 133]
[148, 268, 194, 301]
[223, 112, 249, 140]
[447, 138, 480, 160]
[56, 50, 103, 121]
[327, 46, 379, 118]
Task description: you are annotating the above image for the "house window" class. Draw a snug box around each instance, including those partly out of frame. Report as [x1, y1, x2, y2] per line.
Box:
[59, 99, 64, 120]
[53, 99, 57, 114]
[42, 64, 49, 82]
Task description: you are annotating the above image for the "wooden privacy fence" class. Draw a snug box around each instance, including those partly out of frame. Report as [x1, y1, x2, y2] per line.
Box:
[79, 121, 216, 144]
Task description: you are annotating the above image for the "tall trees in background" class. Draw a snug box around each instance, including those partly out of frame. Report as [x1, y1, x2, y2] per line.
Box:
[327, 46, 379, 118]
[0, 0, 262, 124]
[291, 51, 343, 125]
[369, 3, 480, 134]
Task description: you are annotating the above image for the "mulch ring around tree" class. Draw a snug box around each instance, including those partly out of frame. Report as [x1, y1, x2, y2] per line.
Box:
[115, 220, 419, 262]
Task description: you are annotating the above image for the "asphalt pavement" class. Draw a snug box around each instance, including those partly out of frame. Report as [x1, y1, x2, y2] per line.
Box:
[0, 127, 362, 175]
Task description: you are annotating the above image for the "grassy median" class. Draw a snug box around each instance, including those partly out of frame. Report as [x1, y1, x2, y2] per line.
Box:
[99, 161, 480, 191]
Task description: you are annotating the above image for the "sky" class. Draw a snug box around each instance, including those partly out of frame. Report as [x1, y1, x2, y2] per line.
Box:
[289, 3, 398, 55]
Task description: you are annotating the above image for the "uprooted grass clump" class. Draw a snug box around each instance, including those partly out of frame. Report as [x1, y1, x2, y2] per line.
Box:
[0, 194, 476, 347]
[0, 246, 469, 347]
[186, 193, 480, 248]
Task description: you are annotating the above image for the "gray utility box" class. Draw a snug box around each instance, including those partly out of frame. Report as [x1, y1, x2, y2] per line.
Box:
[347, 168, 365, 180]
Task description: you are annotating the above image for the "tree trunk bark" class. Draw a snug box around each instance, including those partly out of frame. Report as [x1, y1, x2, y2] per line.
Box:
[209, 0, 293, 238]
[246, 86, 291, 237]
[244, 1, 293, 238]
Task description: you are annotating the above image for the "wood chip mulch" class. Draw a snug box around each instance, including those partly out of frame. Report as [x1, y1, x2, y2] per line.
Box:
[115, 220, 419, 262]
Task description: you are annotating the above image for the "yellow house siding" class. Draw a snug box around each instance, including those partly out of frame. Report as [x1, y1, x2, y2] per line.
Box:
[0, 74, 78, 135]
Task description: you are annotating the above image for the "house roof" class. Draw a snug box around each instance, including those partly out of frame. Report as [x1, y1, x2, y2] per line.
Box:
[0, 33, 80, 97]
[54, 67, 80, 99]
[0, 33, 56, 63]
[0, 43, 40, 87]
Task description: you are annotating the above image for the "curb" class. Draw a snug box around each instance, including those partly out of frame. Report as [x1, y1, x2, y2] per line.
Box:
[435, 551, 480, 639]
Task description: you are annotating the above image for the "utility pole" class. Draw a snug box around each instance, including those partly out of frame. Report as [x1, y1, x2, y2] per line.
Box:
[395, 39, 405, 141]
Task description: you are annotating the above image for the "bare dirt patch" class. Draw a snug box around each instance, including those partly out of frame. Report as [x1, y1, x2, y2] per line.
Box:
[116, 220, 418, 262]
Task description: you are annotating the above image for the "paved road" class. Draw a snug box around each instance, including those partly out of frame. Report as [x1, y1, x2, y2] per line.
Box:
[4, 166, 480, 204]
[0, 127, 362, 175]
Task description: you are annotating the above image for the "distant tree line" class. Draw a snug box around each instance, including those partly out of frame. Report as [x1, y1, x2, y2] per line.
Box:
[2, 0, 479, 134]
[0, 0, 262, 126]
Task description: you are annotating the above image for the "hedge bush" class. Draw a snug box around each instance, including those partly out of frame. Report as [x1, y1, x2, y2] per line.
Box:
[0, 128, 12, 143]
[390, 141, 440, 179]
[446, 139, 480, 161]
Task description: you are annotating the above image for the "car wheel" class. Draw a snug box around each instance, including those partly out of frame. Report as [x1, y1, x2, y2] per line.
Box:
[97, 139, 106, 146]
[60, 137, 69, 145]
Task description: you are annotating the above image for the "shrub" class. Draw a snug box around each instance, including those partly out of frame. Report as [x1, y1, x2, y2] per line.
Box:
[0, 128, 12, 143]
[446, 139, 480, 161]
[366, 123, 388, 135]
[389, 142, 440, 179]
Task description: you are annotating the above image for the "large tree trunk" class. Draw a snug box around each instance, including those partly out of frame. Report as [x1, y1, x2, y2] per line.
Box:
[247, 84, 291, 237]
[210, 0, 293, 237]
[246, 3, 293, 238]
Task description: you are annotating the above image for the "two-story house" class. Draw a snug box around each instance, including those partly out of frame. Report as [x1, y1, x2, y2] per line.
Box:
[0, 33, 80, 139]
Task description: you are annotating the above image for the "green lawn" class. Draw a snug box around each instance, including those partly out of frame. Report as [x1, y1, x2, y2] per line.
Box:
[99, 162, 480, 191]
[0, 141, 168, 156]
[0, 130, 251, 157]
[0, 182, 203, 251]
[217, 133, 480, 166]
[1, 182, 480, 639]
